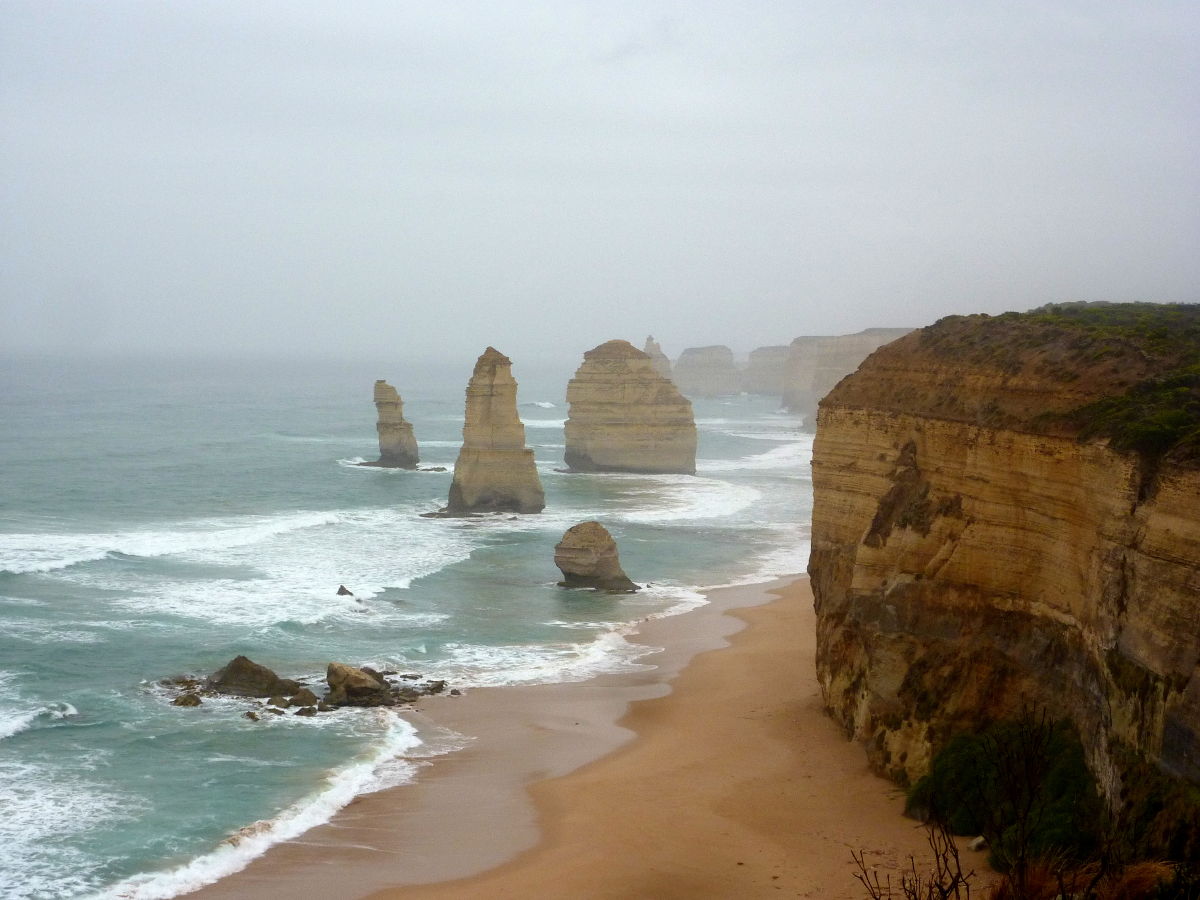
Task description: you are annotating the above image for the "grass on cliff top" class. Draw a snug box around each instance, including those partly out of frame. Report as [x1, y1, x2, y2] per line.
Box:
[920, 302, 1200, 465]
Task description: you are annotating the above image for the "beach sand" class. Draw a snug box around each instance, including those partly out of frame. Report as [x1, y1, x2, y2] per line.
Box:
[191, 577, 987, 899]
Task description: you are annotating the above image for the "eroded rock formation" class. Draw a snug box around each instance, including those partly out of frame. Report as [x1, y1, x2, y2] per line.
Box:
[743, 345, 791, 396]
[206, 656, 301, 697]
[554, 521, 638, 592]
[672, 345, 741, 397]
[808, 304, 1200, 809]
[564, 339, 696, 474]
[362, 380, 419, 468]
[643, 335, 672, 380]
[783, 328, 912, 423]
[445, 347, 545, 514]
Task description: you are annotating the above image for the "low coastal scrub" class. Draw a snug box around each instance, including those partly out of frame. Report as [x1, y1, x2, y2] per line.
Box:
[878, 710, 1200, 899]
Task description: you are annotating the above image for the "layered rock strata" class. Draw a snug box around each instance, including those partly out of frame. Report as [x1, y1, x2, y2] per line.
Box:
[808, 306, 1200, 807]
[554, 521, 638, 592]
[445, 347, 545, 514]
[643, 335, 673, 380]
[564, 339, 696, 475]
[362, 380, 419, 468]
[672, 345, 741, 397]
[743, 345, 791, 396]
[783, 328, 912, 423]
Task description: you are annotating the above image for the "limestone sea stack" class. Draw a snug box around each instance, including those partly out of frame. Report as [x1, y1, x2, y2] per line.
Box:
[362, 380, 419, 468]
[672, 345, 741, 397]
[564, 339, 696, 475]
[554, 521, 638, 592]
[807, 303, 1200, 842]
[445, 347, 545, 514]
[642, 335, 672, 380]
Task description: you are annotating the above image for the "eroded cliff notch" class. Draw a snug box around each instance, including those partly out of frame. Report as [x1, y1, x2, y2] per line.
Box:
[564, 339, 696, 475]
[444, 347, 545, 515]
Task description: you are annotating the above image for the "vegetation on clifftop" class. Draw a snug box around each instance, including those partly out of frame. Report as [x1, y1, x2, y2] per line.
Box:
[913, 301, 1200, 466]
[1029, 302, 1200, 464]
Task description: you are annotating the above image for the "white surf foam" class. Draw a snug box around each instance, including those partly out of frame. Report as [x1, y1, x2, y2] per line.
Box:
[90, 712, 425, 900]
[521, 418, 565, 429]
[0, 758, 143, 900]
[612, 475, 760, 524]
[697, 439, 814, 474]
[438, 629, 658, 688]
[0, 511, 341, 576]
[64, 508, 477, 627]
[0, 702, 78, 742]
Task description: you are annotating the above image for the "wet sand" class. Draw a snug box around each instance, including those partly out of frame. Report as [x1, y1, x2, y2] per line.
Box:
[192, 577, 985, 899]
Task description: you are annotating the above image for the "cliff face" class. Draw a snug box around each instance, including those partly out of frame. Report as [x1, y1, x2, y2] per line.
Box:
[808, 306, 1200, 803]
[364, 380, 419, 468]
[564, 340, 696, 475]
[643, 336, 673, 381]
[783, 328, 913, 423]
[743, 345, 791, 396]
[446, 348, 545, 514]
[672, 345, 740, 397]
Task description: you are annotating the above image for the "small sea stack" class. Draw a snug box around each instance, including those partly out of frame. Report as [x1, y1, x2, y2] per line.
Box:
[554, 521, 638, 593]
[564, 339, 696, 475]
[360, 380, 419, 468]
[443, 347, 545, 515]
[643, 335, 672, 380]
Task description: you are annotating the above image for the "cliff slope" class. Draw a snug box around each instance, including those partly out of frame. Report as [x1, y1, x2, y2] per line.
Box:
[445, 347, 545, 514]
[808, 303, 1200, 807]
[564, 339, 696, 475]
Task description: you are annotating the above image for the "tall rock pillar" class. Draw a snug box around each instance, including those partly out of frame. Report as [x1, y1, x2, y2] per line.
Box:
[445, 348, 545, 514]
[365, 380, 419, 468]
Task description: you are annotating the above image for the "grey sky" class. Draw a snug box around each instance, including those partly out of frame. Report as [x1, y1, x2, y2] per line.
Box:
[2, 1, 1197, 364]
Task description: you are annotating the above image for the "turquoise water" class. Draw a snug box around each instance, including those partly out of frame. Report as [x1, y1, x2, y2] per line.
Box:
[0, 354, 812, 899]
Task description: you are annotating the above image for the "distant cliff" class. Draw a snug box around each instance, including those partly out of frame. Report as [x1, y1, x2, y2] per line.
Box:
[783, 328, 913, 423]
[743, 345, 791, 396]
[808, 304, 1200, 811]
[672, 345, 740, 397]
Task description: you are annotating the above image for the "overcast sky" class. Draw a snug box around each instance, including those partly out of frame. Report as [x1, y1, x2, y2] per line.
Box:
[2, 1, 1197, 364]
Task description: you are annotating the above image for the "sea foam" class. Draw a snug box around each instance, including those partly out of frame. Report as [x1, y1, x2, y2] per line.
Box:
[89, 712, 424, 900]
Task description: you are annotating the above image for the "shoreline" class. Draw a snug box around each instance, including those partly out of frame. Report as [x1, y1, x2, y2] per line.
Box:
[187, 575, 986, 900]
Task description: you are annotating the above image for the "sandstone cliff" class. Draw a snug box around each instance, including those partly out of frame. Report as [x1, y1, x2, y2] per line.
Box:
[643, 336, 673, 380]
[554, 521, 638, 592]
[362, 380, 419, 468]
[445, 347, 545, 514]
[672, 345, 741, 397]
[564, 339, 696, 475]
[743, 345, 791, 396]
[783, 328, 913, 423]
[808, 303, 1200, 810]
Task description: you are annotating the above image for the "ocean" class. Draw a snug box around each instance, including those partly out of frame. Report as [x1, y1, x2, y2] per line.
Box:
[0, 353, 812, 900]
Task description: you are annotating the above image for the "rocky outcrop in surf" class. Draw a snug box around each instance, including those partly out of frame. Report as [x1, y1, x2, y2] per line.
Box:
[782, 328, 912, 423]
[361, 380, 419, 468]
[564, 339, 696, 475]
[554, 521, 638, 592]
[643, 335, 672, 380]
[205, 656, 301, 697]
[443, 347, 545, 515]
[808, 303, 1200, 816]
[672, 345, 741, 397]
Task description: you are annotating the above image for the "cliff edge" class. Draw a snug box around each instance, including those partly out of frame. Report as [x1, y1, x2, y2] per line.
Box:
[808, 303, 1200, 811]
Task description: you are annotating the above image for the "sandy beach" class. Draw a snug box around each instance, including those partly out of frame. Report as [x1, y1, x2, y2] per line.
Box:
[189, 576, 984, 900]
